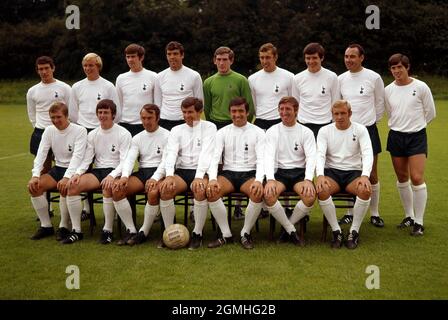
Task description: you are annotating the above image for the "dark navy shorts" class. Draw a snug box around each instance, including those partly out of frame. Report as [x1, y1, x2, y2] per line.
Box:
[387, 128, 427, 157]
[254, 118, 282, 131]
[159, 119, 185, 131]
[30, 127, 45, 156]
[174, 168, 197, 191]
[131, 167, 157, 184]
[274, 168, 306, 192]
[89, 168, 114, 183]
[366, 123, 382, 155]
[220, 170, 256, 191]
[324, 168, 362, 191]
[119, 122, 144, 137]
[48, 166, 67, 182]
[300, 121, 332, 139]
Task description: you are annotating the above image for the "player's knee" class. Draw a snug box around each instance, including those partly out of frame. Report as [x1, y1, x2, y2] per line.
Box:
[112, 189, 126, 201]
[357, 188, 371, 200]
[160, 190, 174, 201]
[147, 190, 160, 204]
[317, 190, 330, 201]
[302, 194, 316, 207]
[410, 173, 424, 186]
[193, 190, 206, 201]
[263, 194, 277, 207]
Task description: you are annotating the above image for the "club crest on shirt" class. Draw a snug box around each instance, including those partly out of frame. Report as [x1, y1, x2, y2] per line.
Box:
[55, 91, 59, 98]
[156, 146, 161, 154]
[143, 84, 147, 91]
[68, 144, 73, 152]
[360, 86, 364, 94]
[274, 85, 279, 93]
[244, 142, 249, 151]
[180, 83, 184, 91]
[196, 139, 201, 147]
[412, 90, 416, 96]
[111, 144, 116, 152]
[97, 93, 102, 100]
[294, 142, 299, 151]
[321, 86, 326, 94]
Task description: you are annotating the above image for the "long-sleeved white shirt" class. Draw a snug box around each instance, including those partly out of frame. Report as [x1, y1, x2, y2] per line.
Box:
[26, 79, 72, 129]
[154, 65, 204, 121]
[76, 124, 131, 178]
[338, 67, 385, 126]
[292, 67, 339, 124]
[164, 120, 216, 179]
[248, 67, 294, 120]
[385, 78, 436, 132]
[208, 123, 265, 183]
[316, 122, 373, 177]
[70, 77, 120, 128]
[264, 122, 316, 181]
[116, 68, 157, 124]
[121, 127, 170, 181]
[32, 123, 87, 178]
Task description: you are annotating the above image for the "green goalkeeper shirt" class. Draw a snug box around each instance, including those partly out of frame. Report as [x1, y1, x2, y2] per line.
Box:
[203, 70, 255, 122]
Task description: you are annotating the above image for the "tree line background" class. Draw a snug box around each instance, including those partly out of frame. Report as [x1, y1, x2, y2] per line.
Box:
[0, 0, 447, 81]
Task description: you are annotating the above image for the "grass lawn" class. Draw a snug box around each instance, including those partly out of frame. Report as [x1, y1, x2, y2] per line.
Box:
[0, 85, 447, 300]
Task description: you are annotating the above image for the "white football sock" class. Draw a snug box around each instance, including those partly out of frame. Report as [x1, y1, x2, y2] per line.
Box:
[160, 199, 176, 228]
[59, 196, 70, 229]
[240, 200, 262, 236]
[289, 200, 312, 225]
[66, 195, 82, 233]
[209, 199, 232, 238]
[397, 181, 414, 219]
[412, 183, 427, 226]
[267, 201, 295, 233]
[193, 199, 208, 236]
[114, 198, 137, 233]
[102, 197, 115, 232]
[350, 197, 371, 233]
[319, 197, 340, 232]
[370, 182, 380, 217]
[31, 195, 52, 228]
[140, 203, 159, 236]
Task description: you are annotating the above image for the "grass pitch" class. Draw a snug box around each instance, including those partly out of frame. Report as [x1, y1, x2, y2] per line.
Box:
[0, 82, 447, 300]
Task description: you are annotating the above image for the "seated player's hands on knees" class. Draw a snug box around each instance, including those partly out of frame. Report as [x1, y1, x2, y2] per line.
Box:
[356, 176, 372, 195]
[316, 175, 331, 194]
[68, 174, 80, 187]
[300, 179, 316, 198]
[264, 180, 277, 198]
[206, 179, 220, 198]
[250, 181, 263, 199]
[101, 174, 116, 191]
[28, 177, 40, 194]
[160, 176, 175, 193]
[114, 176, 128, 192]
[191, 178, 206, 194]
[57, 177, 69, 195]
[145, 178, 158, 193]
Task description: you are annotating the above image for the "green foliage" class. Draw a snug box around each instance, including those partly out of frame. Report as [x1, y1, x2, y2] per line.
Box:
[0, 1, 447, 79]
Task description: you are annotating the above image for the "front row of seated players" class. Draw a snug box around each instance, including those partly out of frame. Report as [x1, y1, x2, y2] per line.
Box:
[28, 96, 373, 249]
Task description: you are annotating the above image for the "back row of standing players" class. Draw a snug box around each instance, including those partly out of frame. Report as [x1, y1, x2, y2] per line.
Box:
[27, 41, 436, 249]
